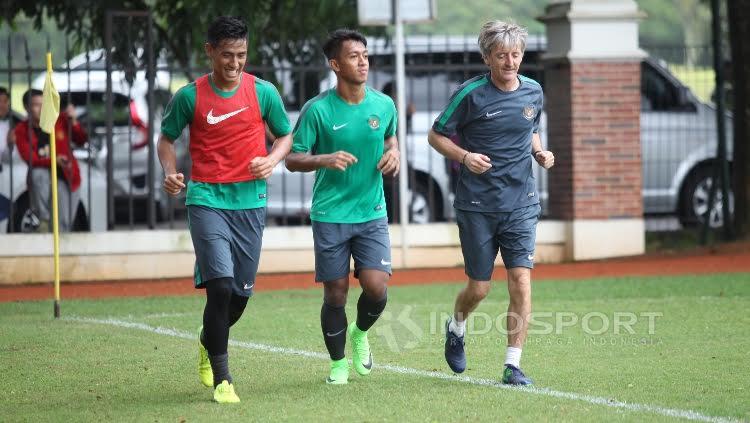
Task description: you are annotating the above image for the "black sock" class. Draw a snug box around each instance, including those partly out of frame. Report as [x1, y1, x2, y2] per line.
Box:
[356, 290, 387, 331]
[203, 277, 233, 355]
[209, 352, 232, 387]
[321, 302, 347, 361]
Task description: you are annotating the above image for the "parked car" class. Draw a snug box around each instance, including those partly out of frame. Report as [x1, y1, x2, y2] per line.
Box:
[0, 146, 107, 232]
[30, 49, 185, 221]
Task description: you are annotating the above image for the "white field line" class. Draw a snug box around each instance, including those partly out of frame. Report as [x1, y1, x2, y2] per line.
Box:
[65, 316, 741, 423]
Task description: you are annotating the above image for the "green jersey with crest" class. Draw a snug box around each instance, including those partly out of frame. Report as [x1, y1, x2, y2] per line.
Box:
[292, 87, 397, 223]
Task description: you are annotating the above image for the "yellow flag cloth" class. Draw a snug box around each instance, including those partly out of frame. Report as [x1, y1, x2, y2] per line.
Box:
[39, 70, 60, 134]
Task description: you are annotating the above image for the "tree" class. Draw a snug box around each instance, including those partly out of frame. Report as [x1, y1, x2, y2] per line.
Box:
[0, 0, 383, 82]
[727, 0, 750, 238]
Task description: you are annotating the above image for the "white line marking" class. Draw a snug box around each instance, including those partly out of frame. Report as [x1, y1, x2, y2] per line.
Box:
[64, 316, 740, 423]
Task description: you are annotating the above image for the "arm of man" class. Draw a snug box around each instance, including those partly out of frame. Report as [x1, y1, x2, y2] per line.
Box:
[65, 104, 88, 146]
[530, 132, 554, 169]
[249, 79, 294, 179]
[429, 83, 491, 174]
[377, 135, 400, 176]
[157, 84, 193, 196]
[157, 134, 184, 196]
[285, 150, 358, 172]
[15, 124, 51, 167]
[249, 133, 292, 179]
[428, 129, 491, 174]
[284, 99, 357, 173]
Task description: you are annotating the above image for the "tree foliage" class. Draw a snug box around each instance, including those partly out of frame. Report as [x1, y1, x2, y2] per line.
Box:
[0, 0, 384, 81]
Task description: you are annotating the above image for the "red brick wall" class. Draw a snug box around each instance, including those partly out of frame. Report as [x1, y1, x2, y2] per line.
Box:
[545, 60, 643, 220]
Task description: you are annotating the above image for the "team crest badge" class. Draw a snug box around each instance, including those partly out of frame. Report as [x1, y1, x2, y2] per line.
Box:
[368, 115, 380, 130]
[522, 104, 536, 121]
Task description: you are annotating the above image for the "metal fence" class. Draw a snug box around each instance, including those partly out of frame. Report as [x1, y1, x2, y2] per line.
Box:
[0, 29, 732, 242]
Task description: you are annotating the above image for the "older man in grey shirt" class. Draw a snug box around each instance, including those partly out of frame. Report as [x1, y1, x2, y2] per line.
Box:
[428, 20, 555, 385]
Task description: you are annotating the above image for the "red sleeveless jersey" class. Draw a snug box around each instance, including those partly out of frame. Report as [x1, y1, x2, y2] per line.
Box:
[190, 72, 266, 183]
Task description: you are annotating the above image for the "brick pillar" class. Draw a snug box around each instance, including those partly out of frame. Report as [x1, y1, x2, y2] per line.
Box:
[539, 0, 646, 260]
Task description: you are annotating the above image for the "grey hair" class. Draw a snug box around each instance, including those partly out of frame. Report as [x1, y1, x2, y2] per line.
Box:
[478, 20, 528, 58]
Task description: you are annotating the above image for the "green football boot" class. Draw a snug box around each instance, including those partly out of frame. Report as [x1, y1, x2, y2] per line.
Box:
[348, 322, 373, 376]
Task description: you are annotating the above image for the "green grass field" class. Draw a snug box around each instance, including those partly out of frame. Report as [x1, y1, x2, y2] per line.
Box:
[2, 274, 748, 422]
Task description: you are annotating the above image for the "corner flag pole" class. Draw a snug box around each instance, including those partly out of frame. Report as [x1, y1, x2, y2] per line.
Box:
[41, 52, 61, 318]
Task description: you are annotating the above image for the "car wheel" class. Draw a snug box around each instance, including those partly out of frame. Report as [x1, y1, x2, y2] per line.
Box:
[384, 177, 442, 224]
[409, 182, 432, 224]
[679, 166, 734, 228]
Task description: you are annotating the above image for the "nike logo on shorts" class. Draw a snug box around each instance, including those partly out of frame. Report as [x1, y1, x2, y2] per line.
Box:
[485, 110, 502, 118]
[243, 282, 254, 290]
[380, 259, 391, 266]
[325, 328, 346, 337]
[207, 107, 249, 125]
[333, 123, 348, 130]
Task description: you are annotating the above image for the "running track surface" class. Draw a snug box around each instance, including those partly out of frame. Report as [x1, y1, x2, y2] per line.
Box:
[2, 244, 749, 302]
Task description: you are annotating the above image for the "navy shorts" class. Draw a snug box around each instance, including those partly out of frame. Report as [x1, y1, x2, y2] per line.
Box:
[187, 205, 266, 297]
[456, 203, 541, 281]
[312, 217, 392, 282]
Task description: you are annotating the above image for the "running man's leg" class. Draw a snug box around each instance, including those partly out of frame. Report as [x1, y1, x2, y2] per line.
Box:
[351, 217, 391, 332]
[444, 210, 500, 373]
[497, 204, 540, 385]
[188, 206, 238, 392]
[313, 220, 353, 384]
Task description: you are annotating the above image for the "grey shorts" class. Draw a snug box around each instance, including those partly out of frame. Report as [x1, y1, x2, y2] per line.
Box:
[187, 205, 266, 297]
[312, 217, 392, 282]
[456, 203, 541, 281]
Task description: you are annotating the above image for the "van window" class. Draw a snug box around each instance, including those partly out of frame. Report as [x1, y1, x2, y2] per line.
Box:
[641, 62, 696, 112]
[61, 92, 131, 127]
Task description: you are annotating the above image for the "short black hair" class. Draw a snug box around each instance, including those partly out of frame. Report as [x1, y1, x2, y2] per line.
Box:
[207, 16, 248, 47]
[0, 86, 8, 98]
[322, 29, 367, 60]
[22, 88, 42, 109]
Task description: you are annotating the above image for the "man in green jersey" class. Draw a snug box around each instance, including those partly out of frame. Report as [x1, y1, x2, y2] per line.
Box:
[157, 16, 292, 403]
[285, 29, 400, 385]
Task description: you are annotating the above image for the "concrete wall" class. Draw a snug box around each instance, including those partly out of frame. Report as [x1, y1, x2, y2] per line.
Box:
[0, 222, 573, 284]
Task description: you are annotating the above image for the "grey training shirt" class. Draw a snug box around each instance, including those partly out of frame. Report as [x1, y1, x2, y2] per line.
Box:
[433, 73, 544, 212]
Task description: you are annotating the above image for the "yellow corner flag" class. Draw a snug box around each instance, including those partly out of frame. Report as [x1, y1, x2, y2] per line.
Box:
[40, 56, 60, 134]
[41, 52, 62, 318]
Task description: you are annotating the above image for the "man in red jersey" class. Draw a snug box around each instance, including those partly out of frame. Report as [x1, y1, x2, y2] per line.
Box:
[157, 16, 292, 403]
[15, 89, 88, 232]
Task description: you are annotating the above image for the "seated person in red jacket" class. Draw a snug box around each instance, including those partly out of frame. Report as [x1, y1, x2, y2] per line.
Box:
[15, 89, 88, 232]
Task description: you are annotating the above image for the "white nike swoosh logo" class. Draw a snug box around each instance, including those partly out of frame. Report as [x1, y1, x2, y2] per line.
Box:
[362, 353, 372, 369]
[207, 107, 249, 125]
[486, 110, 502, 117]
[333, 123, 348, 130]
[243, 283, 254, 290]
[380, 259, 391, 266]
[325, 328, 346, 337]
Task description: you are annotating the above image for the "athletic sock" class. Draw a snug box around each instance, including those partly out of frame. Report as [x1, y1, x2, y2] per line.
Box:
[321, 302, 347, 361]
[209, 352, 232, 387]
[203, 277, 233, 355]
[449, 317, 466, 337]
[504, 346, 522, 368]
[355, 291, 387, 331]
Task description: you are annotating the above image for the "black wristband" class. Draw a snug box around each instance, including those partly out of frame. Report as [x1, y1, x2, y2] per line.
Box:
[461, 152, 469, 165]
[532, 150, 543, 159]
